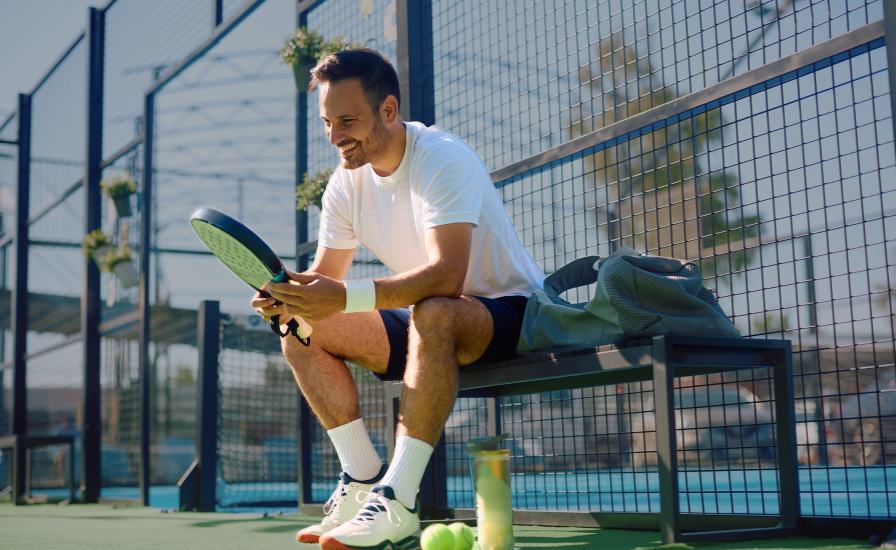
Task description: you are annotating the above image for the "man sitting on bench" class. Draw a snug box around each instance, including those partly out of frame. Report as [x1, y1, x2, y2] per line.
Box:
[255, 48, 544, 549]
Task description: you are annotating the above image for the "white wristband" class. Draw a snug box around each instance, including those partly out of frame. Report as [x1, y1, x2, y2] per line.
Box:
[344, 279, 376, 313]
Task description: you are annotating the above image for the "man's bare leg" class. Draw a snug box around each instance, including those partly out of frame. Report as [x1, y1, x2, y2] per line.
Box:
[283, 311, 393, 544]
[280, 310, 390, 429]
[282, 310, 390, 481]
[399, 296, 493, 443]
[378, 296, 494, 509]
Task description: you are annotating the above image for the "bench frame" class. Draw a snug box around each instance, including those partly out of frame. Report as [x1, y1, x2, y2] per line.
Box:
[0, 434, 76, 504]
[384, 334, 799, 544]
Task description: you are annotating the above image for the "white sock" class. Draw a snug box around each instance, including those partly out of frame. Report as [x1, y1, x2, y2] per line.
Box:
[326, 418, 383, 481]
[380, 435, 434, 509]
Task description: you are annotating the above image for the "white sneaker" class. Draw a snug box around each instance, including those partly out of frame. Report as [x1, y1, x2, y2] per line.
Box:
[319, 486, 420, 550]
[295, 466, 386, 544]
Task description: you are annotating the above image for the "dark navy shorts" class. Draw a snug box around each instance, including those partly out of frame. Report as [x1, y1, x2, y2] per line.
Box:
[374, 295, 528, 381]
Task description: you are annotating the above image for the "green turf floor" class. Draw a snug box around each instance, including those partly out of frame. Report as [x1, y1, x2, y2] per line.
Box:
[0, 502, 871, 550]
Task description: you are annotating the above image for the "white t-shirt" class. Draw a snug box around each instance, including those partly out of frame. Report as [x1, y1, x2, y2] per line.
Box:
[318, 121, 544, 298]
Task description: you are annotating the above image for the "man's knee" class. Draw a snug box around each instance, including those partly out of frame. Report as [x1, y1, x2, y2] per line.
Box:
[280, 333, 312, 369]
[410, 297, 460, 338]
[280, 319, 332, 366]
[280, 311, 391, 373]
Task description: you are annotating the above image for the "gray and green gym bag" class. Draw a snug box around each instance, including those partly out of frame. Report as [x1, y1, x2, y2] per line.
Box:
[517, 248, 740, 353]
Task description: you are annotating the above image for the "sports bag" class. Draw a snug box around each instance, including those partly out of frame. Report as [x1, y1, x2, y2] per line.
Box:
[517, 248, 741, 352]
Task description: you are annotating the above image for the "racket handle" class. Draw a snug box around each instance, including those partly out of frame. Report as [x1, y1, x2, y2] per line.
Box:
[269, 314, 312, 346]
[295, 316, 313, 339]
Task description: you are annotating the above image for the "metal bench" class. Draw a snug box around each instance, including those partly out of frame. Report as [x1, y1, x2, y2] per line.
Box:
[383, 334, 799, 544]
[0, 434, 76, 504]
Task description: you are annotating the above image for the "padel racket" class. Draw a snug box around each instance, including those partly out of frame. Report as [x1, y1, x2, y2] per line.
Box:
[190, 206, 311, 346]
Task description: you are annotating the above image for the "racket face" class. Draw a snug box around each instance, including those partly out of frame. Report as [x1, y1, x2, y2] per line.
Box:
[190, 207, 285, 290]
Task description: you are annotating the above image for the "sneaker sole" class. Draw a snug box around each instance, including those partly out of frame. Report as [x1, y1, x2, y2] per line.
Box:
[296, 532, 320, 544]
[319, 534, 419, 550]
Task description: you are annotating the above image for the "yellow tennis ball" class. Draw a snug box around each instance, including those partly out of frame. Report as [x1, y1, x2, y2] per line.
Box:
[421, 523, 455, 550]
[447, 522, 475, 550]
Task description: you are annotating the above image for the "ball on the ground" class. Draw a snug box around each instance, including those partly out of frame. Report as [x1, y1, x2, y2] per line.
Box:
[421, 523, 455, 550]
[447, 522, 475, 550]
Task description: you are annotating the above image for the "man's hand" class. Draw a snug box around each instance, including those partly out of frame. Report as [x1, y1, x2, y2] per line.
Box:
[250, 292, 292, 324]
[265, 271, 348, 321]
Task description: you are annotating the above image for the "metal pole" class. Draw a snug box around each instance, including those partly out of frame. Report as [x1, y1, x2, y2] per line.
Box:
[0, 373, 5, 435]
[802, 235, 827, 464]
[294, 4, 309, 273]
[883, 2, 896, 151]
[81, 6, 104, 504]
[652, 336, 679, 544]
[396, 0, 434, 125]
[11, 93, 31, 505]
[213, 0, 223, 27]
[138, 92, 155, 506]
[397, 0, 442, 517]
[295, 0, 313, 510]
[196, 300, 220, 512]
[0, 245, 6, 436]
[773, 342, 800, 532]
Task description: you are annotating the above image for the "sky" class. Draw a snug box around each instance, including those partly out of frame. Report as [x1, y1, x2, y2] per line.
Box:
[0, 0, 104, 121]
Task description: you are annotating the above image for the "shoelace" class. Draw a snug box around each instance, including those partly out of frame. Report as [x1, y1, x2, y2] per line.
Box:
[322, 481, 370, 518]
[350, 492, 402, 527]
[322, 480, 349, 517]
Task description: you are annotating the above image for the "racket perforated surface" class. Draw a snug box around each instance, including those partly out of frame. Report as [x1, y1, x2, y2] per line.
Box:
[190, 206, 311, 345]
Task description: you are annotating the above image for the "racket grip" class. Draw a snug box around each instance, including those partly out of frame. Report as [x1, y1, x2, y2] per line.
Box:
[295, 316, 313, 339]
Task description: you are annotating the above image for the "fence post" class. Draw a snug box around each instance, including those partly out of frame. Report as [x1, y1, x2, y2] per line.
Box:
[11, 93, 31, 505]
[138, 91, 155, 506]
[213, 0, 223, 27]
[396, 0, 444, 516]
[397, 0, 434, 125]
[294, 0, 312, 511]
[883, 2, 896, 148]
[196, 300, 221, 512]
[81, 6, 105, 504]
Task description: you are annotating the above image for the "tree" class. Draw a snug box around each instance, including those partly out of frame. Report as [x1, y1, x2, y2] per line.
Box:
[568, 30, 759, 279]
[173, 366, 195, 387]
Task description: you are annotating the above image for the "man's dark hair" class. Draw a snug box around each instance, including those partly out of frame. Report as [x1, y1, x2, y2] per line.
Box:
[310, 48, 401, 111]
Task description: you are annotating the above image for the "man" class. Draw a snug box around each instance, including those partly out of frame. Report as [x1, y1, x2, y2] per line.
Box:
[255, 48, 543, 549]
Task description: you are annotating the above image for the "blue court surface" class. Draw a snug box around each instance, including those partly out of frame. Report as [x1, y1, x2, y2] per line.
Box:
[71, 466, 894, 519]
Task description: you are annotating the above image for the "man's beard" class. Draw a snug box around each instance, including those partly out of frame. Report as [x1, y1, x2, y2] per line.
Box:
[339, 116, 389, 170]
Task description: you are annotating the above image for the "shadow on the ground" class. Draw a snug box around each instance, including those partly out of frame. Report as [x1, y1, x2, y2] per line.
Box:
[512, 525, 865, 550]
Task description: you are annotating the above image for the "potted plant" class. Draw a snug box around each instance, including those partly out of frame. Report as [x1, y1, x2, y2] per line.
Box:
[82, 229, 114, 264]
[280, 28, 355, 90]
[101, 172, 137, 218]
[100, 245, 138, 288]
[295, 169, 332, 210]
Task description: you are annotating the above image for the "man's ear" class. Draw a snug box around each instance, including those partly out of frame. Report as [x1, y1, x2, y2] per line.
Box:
[380, 94, 399, 123]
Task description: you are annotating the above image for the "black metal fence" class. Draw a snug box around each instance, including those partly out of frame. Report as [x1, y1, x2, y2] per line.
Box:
[0, 0, 895, 531]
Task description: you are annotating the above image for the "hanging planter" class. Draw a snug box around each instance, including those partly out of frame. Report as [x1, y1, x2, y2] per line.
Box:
[295, 169, 332, 211]
[101, 172, 137, 218]
[112, 261, 139, 288]
[112, 195, 132, 218]
[279, 28, 357, 91]
[82, 229, 114, 265]
[100, 245, 138, 288]
[291, 57, 315, 91]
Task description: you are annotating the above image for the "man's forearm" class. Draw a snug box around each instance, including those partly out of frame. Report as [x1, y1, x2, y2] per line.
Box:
[372, 261, 464, 310]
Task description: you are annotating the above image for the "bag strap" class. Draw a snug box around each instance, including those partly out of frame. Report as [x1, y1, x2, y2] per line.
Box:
[544, 256, 599, 295]
[620, 254, 689, 274]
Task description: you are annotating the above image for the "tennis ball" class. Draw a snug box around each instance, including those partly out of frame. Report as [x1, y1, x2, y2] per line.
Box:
[447, 522, 475, 550]
[421, 523, 455, 550]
